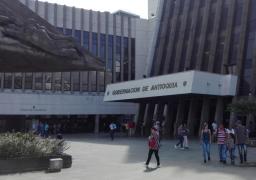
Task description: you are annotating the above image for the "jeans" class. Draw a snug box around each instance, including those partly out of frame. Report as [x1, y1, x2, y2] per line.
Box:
[228, 148, 235, 163]
[202, 142, 210, 161]
[110, 130, 115, 140]
[176, 135, 184, 148]
[237, 144, 247, 163]
[218, 144, 227, 161]
[146, 149, 160, 166]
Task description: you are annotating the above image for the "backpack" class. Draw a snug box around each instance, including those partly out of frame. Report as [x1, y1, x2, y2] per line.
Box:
[148, 136, 157, 149]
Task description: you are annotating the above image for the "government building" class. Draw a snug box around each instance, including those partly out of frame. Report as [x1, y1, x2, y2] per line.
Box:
[0, 0, 157, 133]
[105, 0, 256, 137]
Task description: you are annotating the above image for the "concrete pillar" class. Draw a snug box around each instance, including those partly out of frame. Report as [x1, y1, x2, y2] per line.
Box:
[187, 98, 198, 136]
[94, 115, 100, 133]
[214, 97, 224, 125]
[144, 103, 156, 136]
[164, 103, 175, 137]
[135, 103, 146, 136]
[199, 98, 210, 135]
[173, 99, 185, 136]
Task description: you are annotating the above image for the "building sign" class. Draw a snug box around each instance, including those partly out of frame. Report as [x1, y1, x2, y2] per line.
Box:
[104, 71, 238, 102]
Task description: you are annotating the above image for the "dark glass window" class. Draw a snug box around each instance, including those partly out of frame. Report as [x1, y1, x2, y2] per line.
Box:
[98, 71, 105, 92]
[131, 38, 135, 80]
[63, 72, 71, 91]
[24, 73, 33, 89]
[44, 73, 52, 91]
[107, 35, 113, 71]
[52, 72, 62, 91]
[72, 72, 80, 91]
[14, 73, 22, 89]
[213, 36, 225, 73]
[123, 37, 129, 81]
[64, 28, 72, 36]
[207, 10, 215, 34]
[90, 71, 97, 91]
[229, 32, 240, 64]
[74, 30, 81, 44]
[100, 34, 106, 61]
[179, 0, 185, 15]
[35, 73, 43, 90]
[200, 0, 206, 8]
[83, 31, 89, 50]
[92, 33, 98, 56]
[57, 27, 63, 33]
[4, 73, 12, 89]
[81, 71, 88, 91]
[115, 36, 121, 82]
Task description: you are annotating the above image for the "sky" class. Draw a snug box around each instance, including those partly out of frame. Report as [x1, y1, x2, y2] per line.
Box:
[40, 0, 148, 19]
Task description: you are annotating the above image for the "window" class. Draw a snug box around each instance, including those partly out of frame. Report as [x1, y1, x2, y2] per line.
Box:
[74, 30, 81, 44]
[98, 71, 105, 92]
[72, 72, 80, 91]
[81, 71, 88, 91]
[44, 73, 52, 91]
[83, 31, 89, 49]
[90, 71, 97, 91]
[53, 72, 62, 91]
[24, 73, 32, 89]
[34, 73, 43, 90]
[14, 73, 22, 89]
[131, 38, 135, 80]
[123, 37, 129, 81]
[92, 33, 98, 56]
[4, 73, 12, 89]
[63, 72, 71, 91]
[64, 28, 72, 36]
[100, 34, 106, 61]
[115, 36, 121, 81]
[107, 35, 114, 71]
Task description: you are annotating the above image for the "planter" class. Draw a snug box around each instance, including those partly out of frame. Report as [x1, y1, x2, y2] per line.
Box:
[0, 154, 72, 174]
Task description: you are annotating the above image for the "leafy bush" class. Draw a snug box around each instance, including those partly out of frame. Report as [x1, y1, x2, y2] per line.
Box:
[0, 133, 69, 159]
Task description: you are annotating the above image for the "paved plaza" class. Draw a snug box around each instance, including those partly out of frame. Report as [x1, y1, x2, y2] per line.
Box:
[1, 134, 255, 180]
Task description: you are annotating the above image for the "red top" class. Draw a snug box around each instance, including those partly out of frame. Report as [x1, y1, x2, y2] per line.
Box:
[217, 128, 226, 144]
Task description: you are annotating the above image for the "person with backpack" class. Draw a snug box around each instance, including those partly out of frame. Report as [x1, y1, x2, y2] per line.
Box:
[235, 120, 248, 164]
[109, 122, 117, 140]
[145, 127, 160, 168]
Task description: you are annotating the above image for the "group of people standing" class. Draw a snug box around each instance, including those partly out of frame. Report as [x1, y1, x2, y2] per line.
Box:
[200, 120, 248, 165]
[175, 123, 190, 149]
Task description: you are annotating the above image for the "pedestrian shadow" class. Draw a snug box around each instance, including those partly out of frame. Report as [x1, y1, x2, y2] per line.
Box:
[144, 167, 158, 173]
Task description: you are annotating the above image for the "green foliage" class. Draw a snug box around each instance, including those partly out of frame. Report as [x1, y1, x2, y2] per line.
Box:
[228, 98, 256, 115]
[0, 133, 69, 159]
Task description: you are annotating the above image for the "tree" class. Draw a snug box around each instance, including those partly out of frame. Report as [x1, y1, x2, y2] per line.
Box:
[228, 97, 256, 115]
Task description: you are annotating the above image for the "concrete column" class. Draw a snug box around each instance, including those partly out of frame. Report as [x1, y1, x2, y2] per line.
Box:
[173, 99, 185, 136]
[94, 115, 100, 133]
[214, 97, 224, 125]
[187, 98, 198, 136]
[144, 103, 156, 136]
[164, 103, 175, 137]
[135, 103, 146, 136]
[199, 98, 210, 135]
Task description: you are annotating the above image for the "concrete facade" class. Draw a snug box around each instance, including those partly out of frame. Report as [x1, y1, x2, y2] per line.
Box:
[135, 0, 256, 137]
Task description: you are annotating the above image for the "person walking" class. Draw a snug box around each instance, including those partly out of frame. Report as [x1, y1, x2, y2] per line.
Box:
[183, 123, 189, 149]
[217, 124, 227, 164]
[145, 127, 160, 168]
[235, 120, 248, 164]
[109, 122, 117, 140]
[201, 122, 211, 163]
[174, 124, 184, 149]
[226, 131, 235, 165]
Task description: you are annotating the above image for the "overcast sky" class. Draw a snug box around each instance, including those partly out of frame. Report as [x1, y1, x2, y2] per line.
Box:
[40, 0, 148, 19]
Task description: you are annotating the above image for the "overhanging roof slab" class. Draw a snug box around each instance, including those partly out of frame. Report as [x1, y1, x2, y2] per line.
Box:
[104, 71, 238, 102]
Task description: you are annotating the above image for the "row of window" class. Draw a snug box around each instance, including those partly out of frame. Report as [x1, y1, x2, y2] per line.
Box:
[0, 72, 107, 92]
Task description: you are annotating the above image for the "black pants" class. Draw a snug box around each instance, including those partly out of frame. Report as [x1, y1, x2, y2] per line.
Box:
[176, 135, 184, 148]
[146, 149, 160, 166]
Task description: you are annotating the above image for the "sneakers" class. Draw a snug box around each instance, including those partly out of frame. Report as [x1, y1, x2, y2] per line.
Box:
[204, 160, 207, 163]
[157, 164, 160, 168]
[174, 145, 178, 149]
[208, 157, 211, 161]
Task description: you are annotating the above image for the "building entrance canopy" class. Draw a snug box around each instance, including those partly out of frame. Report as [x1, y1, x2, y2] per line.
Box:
[104, 71, 238, 102]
